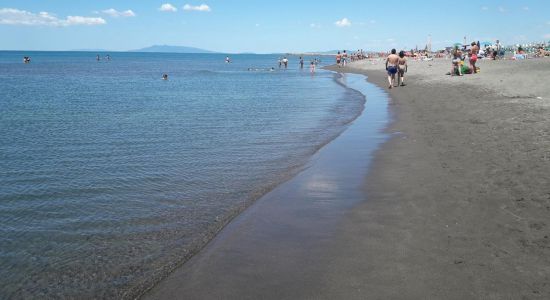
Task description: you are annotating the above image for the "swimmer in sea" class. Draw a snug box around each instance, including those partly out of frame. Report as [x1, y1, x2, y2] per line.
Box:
[385, 49, 399, 89]
[162, 74, 168, 80]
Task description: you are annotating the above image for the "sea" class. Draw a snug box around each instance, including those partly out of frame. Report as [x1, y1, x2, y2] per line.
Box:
[0, 51, 367, 298]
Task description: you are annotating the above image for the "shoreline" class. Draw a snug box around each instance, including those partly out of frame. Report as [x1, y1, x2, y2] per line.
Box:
[142, 73, 392, 299]
[144, 57, 550, 298]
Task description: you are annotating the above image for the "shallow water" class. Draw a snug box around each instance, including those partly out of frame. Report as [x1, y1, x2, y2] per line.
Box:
[143, 73, 391, 299]
[0, 52, 365, 298]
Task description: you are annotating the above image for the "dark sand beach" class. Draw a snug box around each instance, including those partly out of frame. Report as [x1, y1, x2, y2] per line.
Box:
[324, 58, 550, 299]
[145, 58, 550, 299]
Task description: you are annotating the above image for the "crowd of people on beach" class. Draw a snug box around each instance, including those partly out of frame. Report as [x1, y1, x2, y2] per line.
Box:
[334, 49, 369, 67]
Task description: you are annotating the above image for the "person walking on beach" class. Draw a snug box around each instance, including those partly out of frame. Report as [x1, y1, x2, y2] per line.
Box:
[385, 49, 399, 89]
[342, 50, 348, 67]
[495, 40, 502, 59]
[398, 50, 408, 86]
[469, 42, 479, 74]
[299, 57, 304, 69]
[336, 51, 342, 67]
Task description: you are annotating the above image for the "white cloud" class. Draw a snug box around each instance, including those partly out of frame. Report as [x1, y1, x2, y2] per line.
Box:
[481, 6, 489, 10]
[66, 15, 106, 25]
[310, 23, 321, 28]
[498, 6, 506, 13]
[102, 8, 135, 17]
[183, 4, 211, 12]
[335, 17, 351, 27]
[159, 4, 178, 12]
[0, 8, 106, 26]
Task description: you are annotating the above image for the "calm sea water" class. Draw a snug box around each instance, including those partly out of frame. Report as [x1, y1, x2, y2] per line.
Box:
[0, 51, 365, 298]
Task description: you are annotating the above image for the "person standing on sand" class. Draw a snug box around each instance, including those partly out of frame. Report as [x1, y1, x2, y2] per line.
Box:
[336, 51, 342, 67]
[398, 50, 408, 86]
[342, 50, 348, 67]
[470, 42, 479, 74]
[493, 40, 502, 60]
[385, 49, 399, 89]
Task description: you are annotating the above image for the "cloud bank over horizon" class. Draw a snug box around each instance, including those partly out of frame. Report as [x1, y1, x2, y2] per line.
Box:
[0, 8, 105, 26]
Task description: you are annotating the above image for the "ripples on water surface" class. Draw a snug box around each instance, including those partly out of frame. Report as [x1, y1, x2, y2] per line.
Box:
[0, 52, 365, 298]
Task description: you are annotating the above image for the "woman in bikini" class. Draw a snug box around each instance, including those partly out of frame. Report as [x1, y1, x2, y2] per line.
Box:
[469, 42, 479, 74]
[398, 51, 408, 86]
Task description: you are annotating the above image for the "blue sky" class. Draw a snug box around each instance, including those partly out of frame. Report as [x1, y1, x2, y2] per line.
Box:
[1, 0, 549, 53]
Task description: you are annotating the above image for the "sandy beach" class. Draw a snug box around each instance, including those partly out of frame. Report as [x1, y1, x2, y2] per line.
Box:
[144, 58, 550, 299]
[324, 57, 550, 299]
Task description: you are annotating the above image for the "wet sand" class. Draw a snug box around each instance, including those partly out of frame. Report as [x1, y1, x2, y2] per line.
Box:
[144, 58, 550, 299]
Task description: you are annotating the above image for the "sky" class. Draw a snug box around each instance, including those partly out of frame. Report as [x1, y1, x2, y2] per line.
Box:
[1, 0, 549, 53]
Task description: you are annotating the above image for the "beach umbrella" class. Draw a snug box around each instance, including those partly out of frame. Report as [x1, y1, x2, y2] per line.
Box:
[453, 42, 463, 47]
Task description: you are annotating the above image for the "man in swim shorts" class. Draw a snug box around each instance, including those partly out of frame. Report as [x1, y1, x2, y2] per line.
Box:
[385, 49, 399, 89]
[336, 51, 342, 67]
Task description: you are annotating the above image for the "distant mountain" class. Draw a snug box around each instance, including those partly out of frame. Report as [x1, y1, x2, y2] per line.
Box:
[130, 45, 216, 54]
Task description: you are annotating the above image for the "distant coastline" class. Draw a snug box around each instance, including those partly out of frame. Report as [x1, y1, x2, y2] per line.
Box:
[128, 45, 216, 54]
